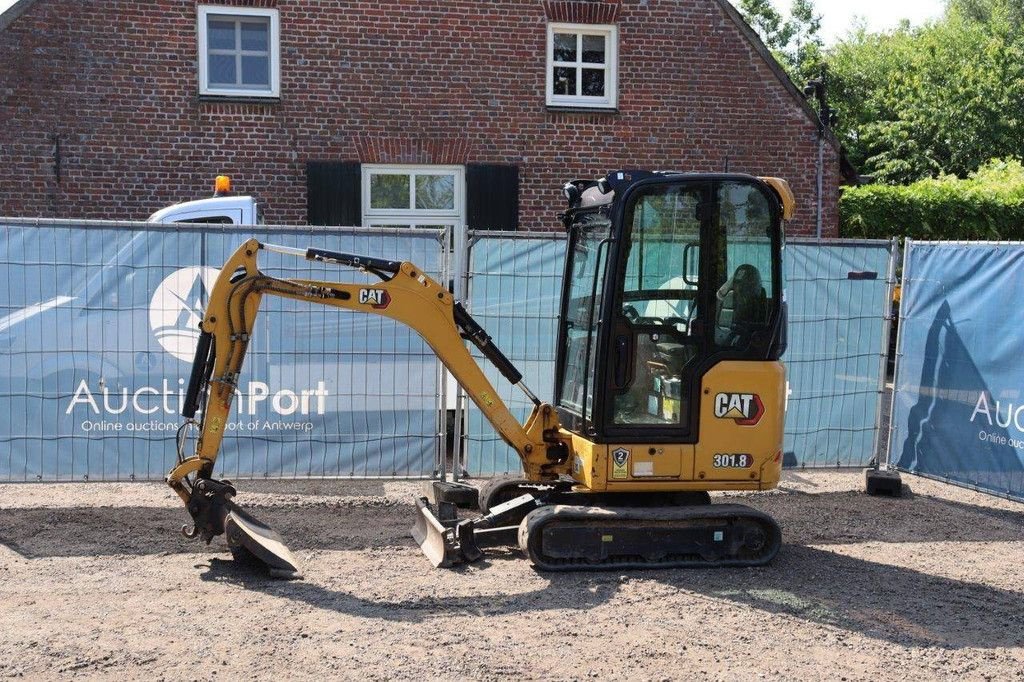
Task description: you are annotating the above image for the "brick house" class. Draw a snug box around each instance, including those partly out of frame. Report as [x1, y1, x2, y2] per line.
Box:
[0, 0, 844, 236]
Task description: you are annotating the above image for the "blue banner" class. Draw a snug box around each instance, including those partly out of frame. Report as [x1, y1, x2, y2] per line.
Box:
[464, 236, 565, 475]
[891, 242, 1024, 500]
[0, 221, 444, 481]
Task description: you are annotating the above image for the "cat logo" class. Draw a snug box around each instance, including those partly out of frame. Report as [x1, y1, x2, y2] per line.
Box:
[358, 288, 391, 310]
[714, 393, 764, 426]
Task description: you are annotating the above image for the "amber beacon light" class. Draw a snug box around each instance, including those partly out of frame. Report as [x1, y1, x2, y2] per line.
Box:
[214, 175, 232, 196]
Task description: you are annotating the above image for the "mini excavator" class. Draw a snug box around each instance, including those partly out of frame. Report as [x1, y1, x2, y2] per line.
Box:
[167, 171, 794, 578]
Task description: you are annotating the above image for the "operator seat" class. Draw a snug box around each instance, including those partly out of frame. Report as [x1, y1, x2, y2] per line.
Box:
[716, 264, 767, 347]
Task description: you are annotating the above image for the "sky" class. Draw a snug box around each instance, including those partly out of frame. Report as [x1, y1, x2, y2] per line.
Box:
[0, 0, 946, 45]
[762, 0, 947, 45]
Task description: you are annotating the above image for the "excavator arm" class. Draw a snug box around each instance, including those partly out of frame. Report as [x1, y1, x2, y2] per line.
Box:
[166, 238, 567, 577]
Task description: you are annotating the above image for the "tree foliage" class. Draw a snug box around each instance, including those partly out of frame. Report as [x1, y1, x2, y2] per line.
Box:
[827, 0, 1024, 184]
[841, 159, 1024, 239]
[948, 0, 1024, 27]
[736, 0, 825, 85]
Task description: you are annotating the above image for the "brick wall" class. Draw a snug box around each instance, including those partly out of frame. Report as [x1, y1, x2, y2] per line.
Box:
[0, 0, 841, 236]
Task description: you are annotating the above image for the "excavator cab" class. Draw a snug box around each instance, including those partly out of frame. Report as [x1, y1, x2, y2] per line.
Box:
[556, 172, 787, 443]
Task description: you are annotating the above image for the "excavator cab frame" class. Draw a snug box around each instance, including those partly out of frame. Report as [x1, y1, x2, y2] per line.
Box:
[555, 172, 788, 443]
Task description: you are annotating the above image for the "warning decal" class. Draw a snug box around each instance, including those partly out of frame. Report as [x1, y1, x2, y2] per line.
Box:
[612, 448, 629, 480]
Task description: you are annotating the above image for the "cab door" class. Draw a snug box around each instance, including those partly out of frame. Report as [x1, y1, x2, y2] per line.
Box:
[602, 180, 710, 446]
[554, 208, 613, 436]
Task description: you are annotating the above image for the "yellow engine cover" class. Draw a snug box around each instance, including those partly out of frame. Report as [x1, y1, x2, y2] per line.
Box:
[568, 361, 785, 494]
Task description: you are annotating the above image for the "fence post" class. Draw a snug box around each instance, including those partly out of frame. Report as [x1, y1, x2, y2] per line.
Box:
[885, 239, 912, 471]
[871, 237, 899, 468]
[434, 226, 452, 481]
[449, 228, 472, 480]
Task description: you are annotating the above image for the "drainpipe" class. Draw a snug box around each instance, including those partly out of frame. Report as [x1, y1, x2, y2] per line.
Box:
[804, 69, 833, 239]
[816, 132, 824, 239]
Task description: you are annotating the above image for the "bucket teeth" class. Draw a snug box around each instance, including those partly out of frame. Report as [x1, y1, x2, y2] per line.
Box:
[224, 503, 303, 580]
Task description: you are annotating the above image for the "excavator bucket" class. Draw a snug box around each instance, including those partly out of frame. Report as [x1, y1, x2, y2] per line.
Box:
[224, 503, 303, 579]
[410, 497, 462, 568]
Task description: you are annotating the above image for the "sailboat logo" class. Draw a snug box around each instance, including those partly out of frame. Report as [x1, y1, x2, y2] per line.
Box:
[149, 266, 220, 362]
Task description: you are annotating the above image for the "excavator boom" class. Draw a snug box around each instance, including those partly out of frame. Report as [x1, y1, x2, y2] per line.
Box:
[167, 239, 567, 576]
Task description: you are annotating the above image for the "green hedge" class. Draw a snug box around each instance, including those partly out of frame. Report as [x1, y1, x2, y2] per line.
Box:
[840, 159, 1024, 240]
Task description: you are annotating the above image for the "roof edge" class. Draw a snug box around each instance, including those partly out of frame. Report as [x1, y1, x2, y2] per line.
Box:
[712, 0, 841, 153]
[0, 0, 41, 32]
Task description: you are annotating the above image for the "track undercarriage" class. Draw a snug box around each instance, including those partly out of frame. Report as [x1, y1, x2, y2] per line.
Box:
[412, 480, 782, 571]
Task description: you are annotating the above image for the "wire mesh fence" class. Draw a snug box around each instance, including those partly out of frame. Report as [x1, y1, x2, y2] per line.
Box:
[455, 231, 567, 477]
[0, 217, 897, 483]
[0, 219, 447, 482]
[455, 233, 898, 476]
[783, 238, 897, 468]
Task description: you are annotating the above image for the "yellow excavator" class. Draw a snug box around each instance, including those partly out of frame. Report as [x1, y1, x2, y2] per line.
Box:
[166, 171, 795, 578]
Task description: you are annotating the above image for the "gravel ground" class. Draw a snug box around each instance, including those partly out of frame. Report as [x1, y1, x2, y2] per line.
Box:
[1, 470, 1023, 681]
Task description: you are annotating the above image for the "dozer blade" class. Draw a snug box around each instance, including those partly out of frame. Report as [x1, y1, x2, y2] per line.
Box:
[410, 497, 462, 568]
[224, 503, 303, 580]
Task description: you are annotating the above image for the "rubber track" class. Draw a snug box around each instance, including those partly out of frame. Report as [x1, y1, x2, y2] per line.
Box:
[518, 503, 782, 572]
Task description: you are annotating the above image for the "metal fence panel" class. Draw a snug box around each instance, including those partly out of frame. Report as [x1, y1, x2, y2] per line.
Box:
[459, 232, 566, 476]
[0, 219, 446, 481]
[459, 234, 896, 476]
[889, 241, 1024, 501]
[784, 238, 896, 467]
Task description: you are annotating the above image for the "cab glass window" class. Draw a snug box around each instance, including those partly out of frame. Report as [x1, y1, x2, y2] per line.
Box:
[714, 182, 775, 349]
[612, 184, 702, 426]
[558, 210, 612, 416]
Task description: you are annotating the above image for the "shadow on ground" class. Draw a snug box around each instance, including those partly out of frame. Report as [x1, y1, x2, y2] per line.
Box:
[196, 543, 1024, 650]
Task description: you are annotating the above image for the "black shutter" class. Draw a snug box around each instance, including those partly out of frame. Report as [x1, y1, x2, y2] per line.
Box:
[306, 161, 361, 226]
[466, 163, 519, 231]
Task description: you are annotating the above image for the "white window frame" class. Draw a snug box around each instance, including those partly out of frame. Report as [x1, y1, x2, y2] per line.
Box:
[197, 5, 280, 98]
[361, 165, 465, 227]
[546, 23, 618, 109]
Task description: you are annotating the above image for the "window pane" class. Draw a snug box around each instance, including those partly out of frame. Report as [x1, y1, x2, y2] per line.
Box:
[209, 54, 236, 85]
[241, 55, 269, 86]
[715, 182, 775, 349]
[558, 212, 612, 416]
[370, 174, 411, 209]
[208, 19, 236, 50]
[553, 32, 576, 62]
[582, 35, 606, 64]
[240, 20, 269, 51]
[614, 185, 703, 426]
[553, 67, 577, 96]
[415, 174, 455, 210]
[582, 69, 605, 97]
